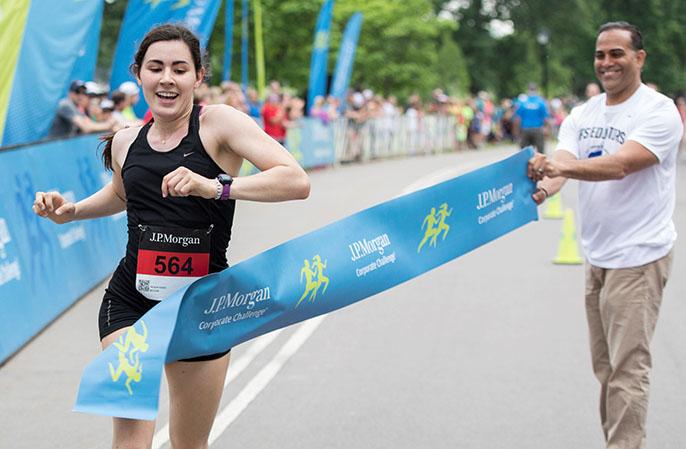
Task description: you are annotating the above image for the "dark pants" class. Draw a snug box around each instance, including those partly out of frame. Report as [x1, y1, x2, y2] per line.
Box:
[520, 128, 545, 154]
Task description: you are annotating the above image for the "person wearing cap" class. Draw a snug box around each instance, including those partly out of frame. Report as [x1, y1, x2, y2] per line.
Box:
[514, 82, 549, 154]
[93, 99, 119, 127]
[48, 80, 116, 138]
[118, 81, 141, 121]
[85, 81, 107, 98]
[111, 90, 143, 127]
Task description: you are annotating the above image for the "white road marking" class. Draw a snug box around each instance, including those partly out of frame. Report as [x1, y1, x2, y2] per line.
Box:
[208, 316, 326, 446]
[399, 155, 505, 196]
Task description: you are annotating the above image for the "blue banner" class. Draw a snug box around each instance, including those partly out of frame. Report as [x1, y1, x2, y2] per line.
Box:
[240, 0, 249, 89]
[330, 12, 362, 107]
[2, 0, 105, 146]
[67, 0, 105, 87]
[286, 118, 335, 168]
[223, 0, 235, 81]
[74, 148, 538, 419]
[0, 135, 128, 363]
[110, 0, 222, 117]
[306, 0, 334, 115]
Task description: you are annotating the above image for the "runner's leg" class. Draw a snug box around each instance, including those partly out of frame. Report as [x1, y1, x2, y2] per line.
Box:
[166, 353, 231, 449]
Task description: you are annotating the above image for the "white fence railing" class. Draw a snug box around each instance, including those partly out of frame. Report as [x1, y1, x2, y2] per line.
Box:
[332, 115, 457, 163]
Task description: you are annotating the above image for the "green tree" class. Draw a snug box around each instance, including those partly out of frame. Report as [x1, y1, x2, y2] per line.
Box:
[96, 0, 128, 82]
[331, 0, 446, 99]
[436, 30, 471, 96]
[97, 0, 686, 98]
[210, 0, 451, 99]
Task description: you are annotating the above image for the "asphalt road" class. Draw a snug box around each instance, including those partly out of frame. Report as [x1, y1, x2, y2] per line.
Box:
[1, 146, 685, 449]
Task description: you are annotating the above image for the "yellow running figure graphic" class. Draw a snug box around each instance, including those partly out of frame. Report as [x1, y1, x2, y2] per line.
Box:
[312, 255, 330, 295]
[432, 203, 453, 246]
[417, 207, 439, 253]
[296, 259, 318, 308]
[296, 255, 330, 308]
[108, 321, 149, 395]
[417, 203, 453, 253]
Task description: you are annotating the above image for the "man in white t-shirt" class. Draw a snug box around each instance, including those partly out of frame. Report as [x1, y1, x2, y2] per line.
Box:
[528, 22, 683, 449]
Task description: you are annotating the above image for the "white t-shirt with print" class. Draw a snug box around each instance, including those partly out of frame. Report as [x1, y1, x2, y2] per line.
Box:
[556, 84, 683, 269]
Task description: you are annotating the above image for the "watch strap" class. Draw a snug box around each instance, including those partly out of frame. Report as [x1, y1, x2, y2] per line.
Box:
[220, 182, 231, 200]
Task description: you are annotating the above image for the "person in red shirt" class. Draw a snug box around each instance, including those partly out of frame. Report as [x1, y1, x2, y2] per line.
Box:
[261, 94, 286, 144]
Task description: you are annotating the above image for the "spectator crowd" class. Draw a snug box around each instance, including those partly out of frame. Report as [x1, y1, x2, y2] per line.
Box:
[46, 76, 686, 163]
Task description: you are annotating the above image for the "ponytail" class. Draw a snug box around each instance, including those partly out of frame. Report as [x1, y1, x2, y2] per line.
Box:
[99, 131, 116, 171]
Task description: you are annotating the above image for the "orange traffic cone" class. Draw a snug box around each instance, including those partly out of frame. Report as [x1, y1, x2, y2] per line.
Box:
[553, 209, 583, 265]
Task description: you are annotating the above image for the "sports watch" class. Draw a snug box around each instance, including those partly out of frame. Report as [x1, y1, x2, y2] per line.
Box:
[215, 174, 233, 200]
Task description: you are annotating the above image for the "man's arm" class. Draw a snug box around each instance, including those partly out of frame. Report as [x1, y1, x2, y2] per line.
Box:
[528, 142, 659, 205]
[530, 150, 574, 204]
[537, 141, 658, 181]
[72, 114, 116, 134]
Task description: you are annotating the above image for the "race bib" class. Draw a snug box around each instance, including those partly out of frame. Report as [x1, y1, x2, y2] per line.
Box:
[135, 225, 212, 300]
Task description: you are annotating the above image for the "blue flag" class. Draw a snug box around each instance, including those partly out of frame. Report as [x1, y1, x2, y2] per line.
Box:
[2, 0, 105, 146]
[110, 0, 222, 117]
[74, 149, 538, 419]
[330, 12, 362, 109]
[306, 0, 334, 115]
[223, 0, 235, 81]
[67, 0, 105, 87]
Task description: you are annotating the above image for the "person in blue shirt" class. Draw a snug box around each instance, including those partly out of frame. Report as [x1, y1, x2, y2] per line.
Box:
[515, 83, 549, 153]
[245, 87, 263, 121]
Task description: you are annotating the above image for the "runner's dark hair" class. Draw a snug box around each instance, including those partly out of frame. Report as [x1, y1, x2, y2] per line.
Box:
[101, 24, 205, 170]
[597, 21, 643, 51]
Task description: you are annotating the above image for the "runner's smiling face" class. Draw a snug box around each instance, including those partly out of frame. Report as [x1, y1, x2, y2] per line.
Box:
[137, 40, 204, 118]
[594, 29, 645, 103]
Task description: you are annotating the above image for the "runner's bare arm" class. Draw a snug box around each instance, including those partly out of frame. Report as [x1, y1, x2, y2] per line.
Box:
[33, 128, 134, 224]
[203, 104, 310, 202]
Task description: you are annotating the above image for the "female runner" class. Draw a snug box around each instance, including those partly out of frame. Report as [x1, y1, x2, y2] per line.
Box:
[33, 24, 309, 449]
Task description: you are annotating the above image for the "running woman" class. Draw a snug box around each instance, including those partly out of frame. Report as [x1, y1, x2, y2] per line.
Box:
[33, 24, 309, 449]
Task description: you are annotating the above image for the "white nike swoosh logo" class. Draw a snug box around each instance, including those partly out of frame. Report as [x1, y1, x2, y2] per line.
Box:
[183, 152, 195, 157]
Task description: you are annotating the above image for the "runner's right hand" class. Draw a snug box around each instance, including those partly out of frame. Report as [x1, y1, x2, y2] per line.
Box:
[33, 191, 76, 224]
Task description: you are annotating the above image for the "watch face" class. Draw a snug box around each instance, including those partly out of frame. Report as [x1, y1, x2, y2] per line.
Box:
[217, 174, 233, 185]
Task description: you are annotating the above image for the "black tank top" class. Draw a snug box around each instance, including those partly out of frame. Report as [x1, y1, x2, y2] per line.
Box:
[110, 105, 235, 300]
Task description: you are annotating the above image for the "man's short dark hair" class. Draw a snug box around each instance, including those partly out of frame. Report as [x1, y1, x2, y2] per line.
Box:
[69, 80, 87, 94]
[597, 21, 644, 51]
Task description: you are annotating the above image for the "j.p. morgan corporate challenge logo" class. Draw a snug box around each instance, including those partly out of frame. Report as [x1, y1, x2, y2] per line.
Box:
[296, 255, 330, 307]
[475, 182, 515, 225]
[417, 203, 453, 253]
[199, 286, 272, 331]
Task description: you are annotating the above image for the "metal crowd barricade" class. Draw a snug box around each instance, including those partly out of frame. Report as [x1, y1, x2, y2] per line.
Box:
[333, 114, 457, 163]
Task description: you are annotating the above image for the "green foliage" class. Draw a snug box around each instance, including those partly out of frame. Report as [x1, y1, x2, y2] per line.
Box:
[96, 0, 128, 81]
[489, 33, 542, 98]
[98, 0, 685, 98]
[206, 0, 449, 99]
[436, 30, 471, 96]
[332, 0, 446, 99]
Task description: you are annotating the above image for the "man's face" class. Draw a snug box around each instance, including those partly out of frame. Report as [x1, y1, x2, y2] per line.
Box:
[73, 91, 89, 109]
[594, 29, 645, 98]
